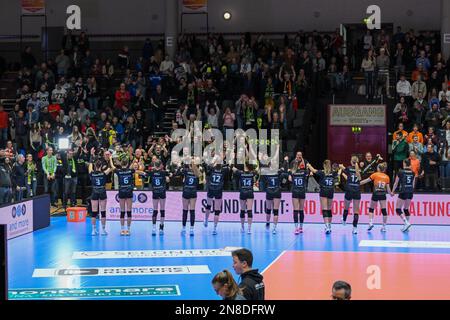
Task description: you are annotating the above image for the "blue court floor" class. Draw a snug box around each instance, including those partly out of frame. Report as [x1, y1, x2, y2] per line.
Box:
[7, 217, 450, 300]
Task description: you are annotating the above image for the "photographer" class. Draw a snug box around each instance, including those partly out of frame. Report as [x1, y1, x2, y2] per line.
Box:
[0, 151, 12, 205]
[11, 154, 26, 202]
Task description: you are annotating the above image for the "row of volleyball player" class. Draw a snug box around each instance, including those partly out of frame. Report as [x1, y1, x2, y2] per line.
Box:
[87, 152, 415, 236]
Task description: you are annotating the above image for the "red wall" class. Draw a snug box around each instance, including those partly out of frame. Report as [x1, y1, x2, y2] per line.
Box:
[327, 105, 387, 165]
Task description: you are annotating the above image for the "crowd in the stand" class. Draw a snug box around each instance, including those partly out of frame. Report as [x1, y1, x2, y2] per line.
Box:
[0, 27, 449, 205]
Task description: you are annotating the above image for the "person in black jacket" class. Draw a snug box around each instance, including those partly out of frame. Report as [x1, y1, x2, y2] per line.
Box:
[421, 144, 440, 191]
[0, 153, 12, 205]
[11, 154, 26, 202]
[231, 248, 265, 300]
[61, 149, 78, 208]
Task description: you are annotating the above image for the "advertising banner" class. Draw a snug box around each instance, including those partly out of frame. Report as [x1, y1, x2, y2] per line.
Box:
[0, 200, 34, 240]
[21, 0, 45, 15]
[106, 191, 450, 225]
[329, 104, 386, 126]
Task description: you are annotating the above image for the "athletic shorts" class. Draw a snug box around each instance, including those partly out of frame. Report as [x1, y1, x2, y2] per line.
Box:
[207, 189, 223, 199]
[182, 191, 197, 200]
[239, 191, 254, 200]
[292, 192, 306, 199]
[371, 193, 387, 202]
[319, 190, 334, 199]
[266, 191, 281, 200]
[398, 193, 413, 200]
[91, 190, 107, 201]
[344, 191, 361, 201]
[152, 191, 166, 199]
[118, 189, 133, 199]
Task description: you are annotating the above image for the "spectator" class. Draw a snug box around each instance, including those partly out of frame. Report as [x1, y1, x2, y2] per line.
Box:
[21, 46, 37, 70]
[411, 74, 427, 100]
[425, 103, 444, 129]
[231, 248, 265, 300]
[392, 131, 409, 178]
[421, 144, 440, 191]
[160, 54, 175, 75]
[439, 83, 450, 102]
[204, 102, 220, 129]
[0, 105, 8, 148]
[409, 135, 425, 160]
[14, 110, 28, 152]
[393, 42, 405, 81]
[409, 150, 421, 178]
[393, 97, 410, 129]
[416, 50, 431, 71]
[396, 74, 411, 98]
[392, 122, 408, 143]
[25, 154, 37, 197]
[212, 270, 246, 300]
[376, 47, 392, 99]
[439, 120, 450, 180]
[62, 150, 78, 208]
[114, 83, 131, 109]
[11, 154, 26, 202]
[117, 46, 130, 69]
[361, 50, 376, 99]
[407, 123, 424, 144]
[331, 281, 352, 300]
[55, 49, 71, 77]
[0, 155, 12, 205]
[411, 92, 427, 124]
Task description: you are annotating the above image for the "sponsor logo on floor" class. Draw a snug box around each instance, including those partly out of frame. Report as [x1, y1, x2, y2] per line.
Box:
[359, 240, 450, 249]
[32, 265, 211, 277]
[9, 285, 180, 299]
[72, 249, 235, 259]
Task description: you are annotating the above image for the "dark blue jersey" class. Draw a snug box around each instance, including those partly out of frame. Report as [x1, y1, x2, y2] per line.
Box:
[344, 166, 361, 192]
[183, 170, 198, 192]
[117, 169, 134, 190]
[290, 170, 308, 193]
[90, 171, 106, 192]
[236, 171, 255, 192]
[316, 170, 336, 192]
[263, 170, 286, 193]
[149, 170, 168, 192]
[398, 169, 415, 193]
[206, 166, 228, 192]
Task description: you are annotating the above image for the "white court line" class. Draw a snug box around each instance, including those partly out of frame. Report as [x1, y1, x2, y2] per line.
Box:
[261, 250, 287, 274]
[359, 240, 450, 249]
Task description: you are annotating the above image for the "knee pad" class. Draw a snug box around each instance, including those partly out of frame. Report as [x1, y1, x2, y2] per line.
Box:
[160, 210, 165, 218]
[126, 211, 132, 218]
[214, 210, 220, 216]
[381, 208, 387, 216]
[120, 211, 125, 219]
[396, 208, 403, 216]
[100, 211, 106, 218]
[91, 211, 99, 218]
[369, 208, 374, 213]
[273, 209, 279, 216]
[152, 210, 158, 218]
[240, 210, 246, 219]
[247, 210, 253, 218]
[205, 204, 211, 211]
[403, 209, 410, 217]
[265, 209, 271, 215]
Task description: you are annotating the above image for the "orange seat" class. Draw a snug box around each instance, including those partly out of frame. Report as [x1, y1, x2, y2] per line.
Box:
[66, 207, 87, 222]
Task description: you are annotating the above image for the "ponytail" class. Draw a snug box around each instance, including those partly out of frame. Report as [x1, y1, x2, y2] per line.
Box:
[212, 269, 242, 299]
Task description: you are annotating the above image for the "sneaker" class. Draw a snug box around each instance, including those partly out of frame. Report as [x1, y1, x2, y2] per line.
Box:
[120, 230, 126, 236]
[189, 228, 194, 236]
[401, 223, 412, 232]
[380, 226, 386, 232]
[247, 228, 251, 234]
[125, 229, 131, 236]
[181, 228, 186, 235]
[325, 227, 331, 234]
[352, 228, 358, 234]
[212, 229, 217, 235]
[342, 219, 346, 226]
[159, 229, 164, 235]
[100, 229, 108, 236]
[152, 227, 157, 236]
[91, 229, 98, 236]
[241, 227, 245, 233]
[272, 228, 277, 234]
[204, 219, 208, 228]
[367, 224, 374, 231]
[294, 228, 300, 235]
[298, 226, 303, 233]
[265, 223, 270, 231]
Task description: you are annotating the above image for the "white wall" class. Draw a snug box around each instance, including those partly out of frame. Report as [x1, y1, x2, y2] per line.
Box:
[0, 0, 442, 37]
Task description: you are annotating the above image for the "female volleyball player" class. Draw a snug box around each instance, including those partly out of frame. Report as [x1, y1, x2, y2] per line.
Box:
[339, 156, 362, 234]
[148, 160, 171, 236]
[178, 160, 201, 236]
[233, 163, 256, 234]
[262, 157, 289, 235]
[204, 159, 229, 235]
[360, 162, 392, 232]
[89, 159, 114, 236]
[289, 158, 309, 234]
[115, 158, 145, 236]
[307, 160, 339, 234]
[391, 158, 415, 232]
